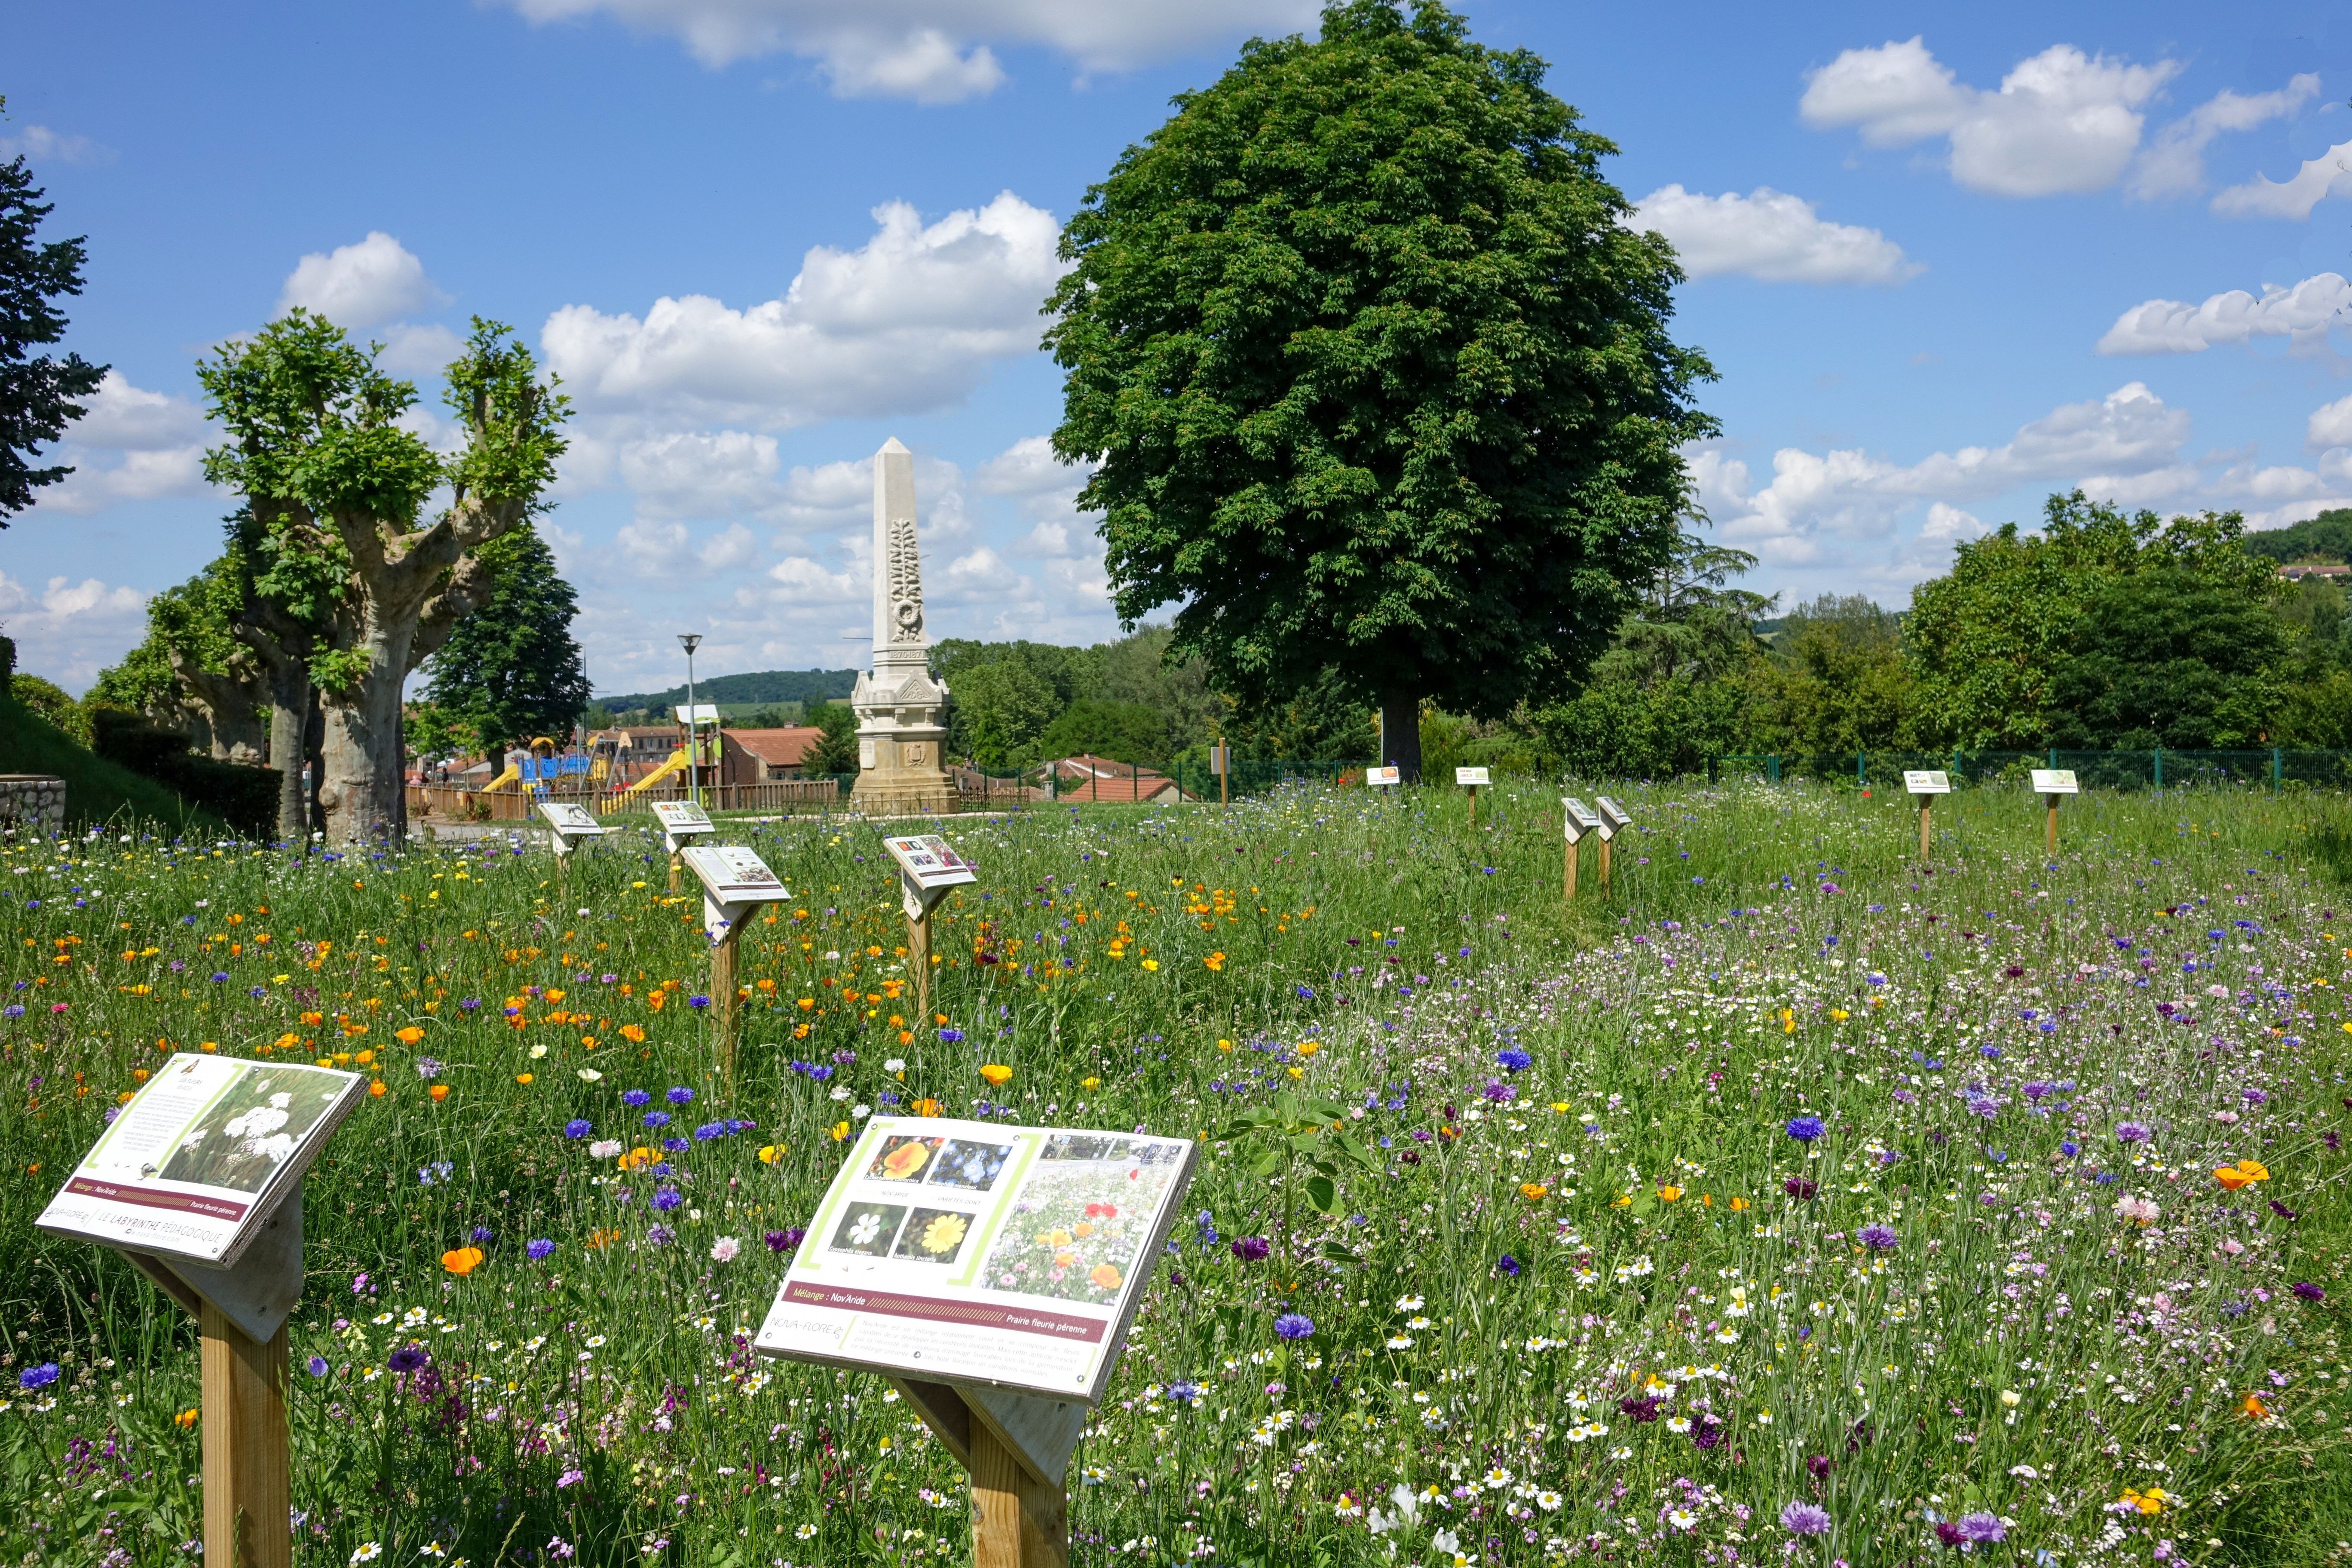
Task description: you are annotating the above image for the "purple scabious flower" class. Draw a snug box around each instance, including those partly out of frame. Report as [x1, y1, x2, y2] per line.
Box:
[526, 1239, 556, 1261]
[646, 1224, 674, 1245]
[1231, 1236, 1271, 1263]
[1272, 1312, 1315, 1341]
[2115, 1121, 2150, 1144]
[1858, 1223, 1899, 1250]
[563, 1118, 592, 1139]
[386, 1347, 429, 1375]
[1955, 1512, 2006, 1544]
[1780, 1501, 1831, 1537]
[1786, 1115, 1825, 1141]
[2242, 1087, 2268, 1105]
[667, 1086, 694, 1105]
[2293, 1281, 2326, 1301]
[1482, 1080, 1516, 1102]
[457, 998, 481, 1013]
[415, 1057, 443, 1079]
[621, 1089, 652, 1107]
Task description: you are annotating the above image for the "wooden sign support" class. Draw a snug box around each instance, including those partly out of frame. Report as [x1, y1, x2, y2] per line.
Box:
[652, 802, 717, 895]
[678, 845, 793, 1083]
[884, 833, 977, 1026]
[1920, 802, 1933, 861]
[1210, 740, 1228, 808]
[1592, 796, 1631, 891]
[1456, 767, 1490, 826]
[2029, 769, 2078, 858]
[120, 1197, 307, 1568]
[703, 895, 748, 1082]
[1561, 797, 1598, 900]
[906, 902, 933, 1021]
[889, 1377, 1081, 1568]
[2045, 796, 2058, 857]
[1597, 834, 1611, 890]
[1902, 772, 1950, 862]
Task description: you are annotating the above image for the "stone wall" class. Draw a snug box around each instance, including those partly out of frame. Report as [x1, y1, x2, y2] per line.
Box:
[0, 775, 64, 835]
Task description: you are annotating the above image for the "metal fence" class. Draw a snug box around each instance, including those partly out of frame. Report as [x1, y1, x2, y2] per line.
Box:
[1706, 749, 2352, 791]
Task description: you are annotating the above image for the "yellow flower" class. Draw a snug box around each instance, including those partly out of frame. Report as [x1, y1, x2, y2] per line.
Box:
[758, 1145, 785, 1164]
[174, 1407, 199, 1428]
[1081, 1076, 1100, 1090]
[1141, 959, 1159, 971]
[1204, 952, 1225, 971]
[920, 1213, 968, 1254]
[514, 1073, 534, 1085]
[830, 1121, 850, 1142]
[395, 1026, 424, 1045]
[1519, 1183, 1548, 1201]
[1659, 1185, 1683, 1202]
[979, 1063, 1014, 1087]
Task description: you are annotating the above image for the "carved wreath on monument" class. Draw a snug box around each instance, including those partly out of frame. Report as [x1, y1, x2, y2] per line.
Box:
[887, 518, 925, 643]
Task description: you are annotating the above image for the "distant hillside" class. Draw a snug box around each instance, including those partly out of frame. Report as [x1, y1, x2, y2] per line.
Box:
[2243, 509, 2352, 565]
[598, 668, 858, 712]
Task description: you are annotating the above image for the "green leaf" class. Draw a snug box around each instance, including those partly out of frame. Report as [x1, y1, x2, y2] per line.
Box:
[1304, 1174, 1337, 1214]
[1318, 1241, 1360, 1265]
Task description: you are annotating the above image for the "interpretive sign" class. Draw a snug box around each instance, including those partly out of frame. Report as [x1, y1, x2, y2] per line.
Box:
[538, 801, 607, 835]
[756, 1117, 1197, 1404]
[1562, 797, 1599, 842]
[1594, 796, 1631, 839]
[885, 833, 978, 919]
[2030, 769, 2079, 795]
[1366, 766, 1400, 787]
[675, 704, 720, 726]
[37, 1054, 363, 1266]
[1455, 767, 1490, 787]
[1208, 745, 1230, 778]
[681, 844, 792, 907]
[651, 801, 715, 838]
[1904, 770, 1951, 795]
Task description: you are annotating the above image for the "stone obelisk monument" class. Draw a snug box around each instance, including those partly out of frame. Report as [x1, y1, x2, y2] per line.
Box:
[849, 438, 956, 817]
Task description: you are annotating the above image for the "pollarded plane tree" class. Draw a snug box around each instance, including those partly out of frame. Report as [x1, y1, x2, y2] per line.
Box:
[198, 311, 568, 844]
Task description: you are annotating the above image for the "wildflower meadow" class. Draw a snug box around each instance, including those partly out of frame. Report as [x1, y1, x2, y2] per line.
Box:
[0, 780, 2348, 1568]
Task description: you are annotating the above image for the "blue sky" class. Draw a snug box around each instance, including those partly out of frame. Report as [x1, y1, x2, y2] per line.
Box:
[10, 0, 2352, 695]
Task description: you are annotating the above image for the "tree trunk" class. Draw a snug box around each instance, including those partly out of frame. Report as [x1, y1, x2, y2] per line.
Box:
[233, 620, 316, 846]
[304, 694, 326, 838]
[168, 650, 268, 765]
[1381, 685, 1423, 784]
[317, 600, 419, 847]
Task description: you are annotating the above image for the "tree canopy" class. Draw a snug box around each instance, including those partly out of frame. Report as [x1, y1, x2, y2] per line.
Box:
[1045, 0, 1715, 780]
[420, 527, 590, 758]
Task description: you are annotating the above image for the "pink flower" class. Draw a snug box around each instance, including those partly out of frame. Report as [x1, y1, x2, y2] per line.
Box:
[709, 1236, 741, 1263]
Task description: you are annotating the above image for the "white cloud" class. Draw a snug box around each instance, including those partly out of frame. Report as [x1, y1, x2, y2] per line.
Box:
[378, 323, 466, 375]
[30, 373, 212, 515]
[0, 571, 149, 694]
[2212, 138, 2352, 219]
[543, 191, 1063, 430]
[0, 125, 114, 165]
[1694, 382, 2193, 563]
[2311, 392, 2352, 452]
[1631, 185, 1920, 285]
[2096, 272, 2352, 355]
[1801, 37, 2180, 197]
[496, 0, 1314, 95]
[276, 232, 449, 330]
[1920, 501, 1983, 540]
[766, 554, 860, 603]
[975, 433, 1080, 496]
[2127, 75, 2321, 199]
[616, 429, 781, 519]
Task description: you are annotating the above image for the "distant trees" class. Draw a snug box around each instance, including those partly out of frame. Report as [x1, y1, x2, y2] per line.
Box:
[420, 527, 590, 760]
[801, 699, 858, 775]
[1047, 0, 1714, 781]
[0, 102, 106, 524]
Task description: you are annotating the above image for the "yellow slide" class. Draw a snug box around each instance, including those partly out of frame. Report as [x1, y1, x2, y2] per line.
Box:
[613, 749, 689, 800]
[481, 763, 519, 792]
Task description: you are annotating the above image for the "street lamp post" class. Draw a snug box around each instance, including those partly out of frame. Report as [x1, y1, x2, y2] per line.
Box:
[679, 634, 703, 808]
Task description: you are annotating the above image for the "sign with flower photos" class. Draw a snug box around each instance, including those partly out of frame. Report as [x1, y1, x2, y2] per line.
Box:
[754, 1116, 1197, 1403]
[36, 1054, 364, 1266]
[650, 801, 714, 837]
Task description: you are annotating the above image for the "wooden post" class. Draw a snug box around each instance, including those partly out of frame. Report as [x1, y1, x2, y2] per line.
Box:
[201, 1300, 292, 1568]
[972, 1421, 1069, 1568]
[1467, 783, 1478, 827]
[1563, 834, 1577, 899]
[908, 905, 933, 1022]
[2045, 794, 2058, 857]
[1598, 835, 1612, 891]
[1217, 739, 1228, 808]
[668, 851, 683, 894]
[712, 927, 741, 1081]
[1919, 801, 1931, 862]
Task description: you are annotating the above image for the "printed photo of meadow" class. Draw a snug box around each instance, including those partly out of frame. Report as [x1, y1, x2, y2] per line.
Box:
[151, 1062, 347, 1194]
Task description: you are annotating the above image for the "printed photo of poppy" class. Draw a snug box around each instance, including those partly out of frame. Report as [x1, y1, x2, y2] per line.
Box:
[866, 1134, 943, 1182]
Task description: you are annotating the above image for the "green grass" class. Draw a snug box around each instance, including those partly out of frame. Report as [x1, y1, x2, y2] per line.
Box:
[0, 694, 224, 834]
[0, 779, 2346, 1567]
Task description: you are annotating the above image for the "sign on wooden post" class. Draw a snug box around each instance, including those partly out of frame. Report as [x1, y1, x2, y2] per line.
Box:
[538, 801, 614, 897]
[1594, 796, 1632, 889]
[2029, 769, 2078, 856]
[754, 1118, 1198, 1568]
[1209, 742, 1230, 808]
[680, 844, 793, 1078]
[651, 800, 715, 893]
[1561, 797, 1599, 898]
[1904, 770, 1950, 861]
[883, 833, 978, 1021]
[37, 1054, 365, 1568]
[1456, 766, 1489, 824]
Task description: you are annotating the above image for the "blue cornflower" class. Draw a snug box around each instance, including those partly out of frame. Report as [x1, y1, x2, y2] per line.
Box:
[938, 1028, 964, 1043]
[563, 1118, 593, 1139]
[643, 1110, 671, 1129]
[526, 1239, 556, 1261]
[210, 972, 230, 984]
[1495, 1254, 1522, 1277]
[306, 1356, 330, 1378]
[1272, 1312, 1315, 1341]
[666, 1086, 694, 1105]
[622, 1089, 652, 1107]
[1785, 1115, 1825, 1142]
[18, 1363, 59, 1390]
[1495, 1048, 1532, 1073]
[651, 1188, 683, 1212]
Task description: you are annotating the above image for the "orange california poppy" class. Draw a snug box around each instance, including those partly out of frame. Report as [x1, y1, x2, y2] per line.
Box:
[428, 1084, 449, 1102]
[441, 1246, 484, 1276]
[2213, 1160, 2270, 1190]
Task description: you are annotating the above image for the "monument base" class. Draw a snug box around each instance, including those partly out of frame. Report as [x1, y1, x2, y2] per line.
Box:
[851, 771, 959, 817]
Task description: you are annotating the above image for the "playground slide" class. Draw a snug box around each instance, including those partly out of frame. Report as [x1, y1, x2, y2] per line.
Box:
[614, 750, 690, 799]
[481, 763, 519, 792]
